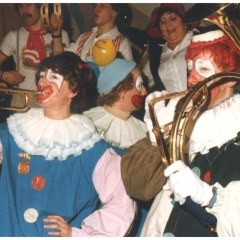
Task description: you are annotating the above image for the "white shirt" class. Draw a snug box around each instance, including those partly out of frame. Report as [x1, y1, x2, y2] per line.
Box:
[65, 26, 133, 61]
[143, 31, 194, 93]
[0, 27, 70, 91]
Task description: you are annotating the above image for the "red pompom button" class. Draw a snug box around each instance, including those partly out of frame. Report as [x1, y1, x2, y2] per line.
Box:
[204, 171, 211, 183]
[32, 175, 45, 190]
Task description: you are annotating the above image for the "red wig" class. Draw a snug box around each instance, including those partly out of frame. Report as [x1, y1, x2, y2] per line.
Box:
[185, 35, 240, 73]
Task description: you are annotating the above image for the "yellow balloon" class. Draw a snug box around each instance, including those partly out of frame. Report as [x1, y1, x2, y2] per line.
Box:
[92, 39, 117, 66]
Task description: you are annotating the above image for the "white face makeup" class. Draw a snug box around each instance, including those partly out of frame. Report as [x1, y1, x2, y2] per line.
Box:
[135, 75, 143, 93]
[39, 69, 64, 89]
[195, 58, 216, 78]
[187, 60, 193, 71]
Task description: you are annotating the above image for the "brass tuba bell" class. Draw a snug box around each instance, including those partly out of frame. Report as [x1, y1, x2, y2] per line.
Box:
[183, 3, 240, 50]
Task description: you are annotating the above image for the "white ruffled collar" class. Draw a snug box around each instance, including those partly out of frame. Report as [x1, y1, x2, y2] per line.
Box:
[83, 106, 147, 149]
[185, 94, 240, 161]
[7, 108, 101, 160]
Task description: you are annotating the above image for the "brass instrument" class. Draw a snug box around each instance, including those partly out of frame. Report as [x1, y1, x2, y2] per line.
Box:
[149, 3, 240, 167]
[138, 43, 149, 69]
[184, 3, 240, 50]
[0, 86, 43, 111]
[149, 72, 240, 167]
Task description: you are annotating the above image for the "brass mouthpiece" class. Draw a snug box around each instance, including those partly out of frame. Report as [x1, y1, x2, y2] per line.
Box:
[36, 90, 44, 95]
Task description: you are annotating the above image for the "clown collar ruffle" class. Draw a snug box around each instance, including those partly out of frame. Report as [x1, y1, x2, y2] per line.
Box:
[185, 94, 240, 161]
[7, 108, 101, 160]
[83, 106, 147, 149]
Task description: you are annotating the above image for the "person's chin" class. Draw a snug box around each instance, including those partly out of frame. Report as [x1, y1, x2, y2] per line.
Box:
[167, 32, 181, 40]
[37, 95, 51, 104]
[94, 17, 99, 23]
[132, 104, 142, 111]
[168, 36, 179, 42]
[23, 19, 33, 26]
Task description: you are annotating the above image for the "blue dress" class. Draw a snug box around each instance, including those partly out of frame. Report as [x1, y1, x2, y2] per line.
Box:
[0, 122, 109, 236]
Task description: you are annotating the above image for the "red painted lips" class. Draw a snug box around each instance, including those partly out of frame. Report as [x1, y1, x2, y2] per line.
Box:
[37, 85, 54, 103]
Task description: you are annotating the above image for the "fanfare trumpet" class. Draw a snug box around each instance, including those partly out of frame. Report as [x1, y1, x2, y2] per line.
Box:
[149, 72, 240, 168]
[0, 86, 43, 111]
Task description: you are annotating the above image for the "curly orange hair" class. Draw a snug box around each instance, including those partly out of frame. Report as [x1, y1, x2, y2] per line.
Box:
[186, 35, 240, 73]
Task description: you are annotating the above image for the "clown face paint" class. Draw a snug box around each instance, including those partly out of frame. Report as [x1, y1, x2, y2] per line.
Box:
[45, 69, 64, 89]
[135, 75, 143, 93]
[131, 75, 146, 109]
[187, 58, 215, 79]
[130, 72, 147, 110]
[187, 53, 227, 109]
[38, 70, 64, 89]
[122, 68, 147, 112]
[187, 60, 193, 71]
[195, 58, 215, 78]
[37, 69, 64, 104]
[131, 95, 145, 109]
[187, 53, 220, 88]
[37, 85, 54, 104]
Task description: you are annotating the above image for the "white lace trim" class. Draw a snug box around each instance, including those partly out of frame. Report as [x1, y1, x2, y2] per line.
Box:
[7, 108, 101, 160]
[185, 94, 240, 161]
[83, 107, 147, 149]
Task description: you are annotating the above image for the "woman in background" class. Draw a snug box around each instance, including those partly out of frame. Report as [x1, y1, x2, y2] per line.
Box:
[143, 3, 199, 93]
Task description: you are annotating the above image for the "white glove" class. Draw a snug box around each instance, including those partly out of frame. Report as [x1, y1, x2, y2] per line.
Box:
[144, 90, 169, 142]
[144, 91, 181, 142]
[163, 161, 213, 206]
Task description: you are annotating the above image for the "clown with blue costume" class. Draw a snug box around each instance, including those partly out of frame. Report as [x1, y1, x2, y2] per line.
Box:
[83, 57, 149, 237]
[0, 51, 135, 237]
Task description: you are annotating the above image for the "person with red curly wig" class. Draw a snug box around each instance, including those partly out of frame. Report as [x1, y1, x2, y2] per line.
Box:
[121, 29, 240, 237]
